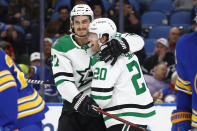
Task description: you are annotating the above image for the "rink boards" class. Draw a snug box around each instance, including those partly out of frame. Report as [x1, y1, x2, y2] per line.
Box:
[42, 103, 176, 131]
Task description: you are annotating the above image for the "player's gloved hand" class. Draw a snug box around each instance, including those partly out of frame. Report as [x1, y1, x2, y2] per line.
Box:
[171, 120, 191, 131]
[171, 110, 191, 131]
[99, 38, 130, 65]
[72, 92, 100, 117]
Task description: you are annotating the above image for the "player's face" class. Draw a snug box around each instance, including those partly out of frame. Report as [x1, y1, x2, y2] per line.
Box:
[88, 32, 100, 52]
[72, 16, 91, 37]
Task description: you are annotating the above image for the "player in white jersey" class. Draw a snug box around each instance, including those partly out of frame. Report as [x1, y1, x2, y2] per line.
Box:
[88, 18, 156, 131]
[51, 4, 145, 131]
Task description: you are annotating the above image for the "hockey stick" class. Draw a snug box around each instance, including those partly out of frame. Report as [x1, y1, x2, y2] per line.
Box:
[26, 79, 55, 86]
[92, 106, 151, 131]
[26, 79, 91, 92]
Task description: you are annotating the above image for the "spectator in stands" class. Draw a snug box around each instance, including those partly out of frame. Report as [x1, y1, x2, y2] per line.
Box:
[0, 22, 8, 33]
[71, 0, 90, 8]
[190, 8, 197, 32]
[173, 0, 194, 10]
[91, 0, 105, 19]
[144, 63, 170, 96]
[7, 0, 40, 49]
[153, 71, 178, 103]
[0, 4, 8, 23]
[191, 22, 197, 32]
[107, 0, 141, 35]
[7, 0, 39, 25]
[190, 0, 197, 32]
[29, 64, 60, 103]
[45, 6, 70, 38]
[168, 27, 180, 52]
[0, 40, 15, 60]
[193, 0, 197, 6]
[30, 52, 40, 66]
[44, 38, 53, 67]
[0, 41, 10, 55]
[134, 47, 147, 65]
[192, 0, 197, 10]
[0, 24, 26, 63]
[30, 38, 53, 67]
[43, 37, 54, 78]
[28, 38, 60, 102]
[137, 0, 153, 14]
[142, 38, 175, 80]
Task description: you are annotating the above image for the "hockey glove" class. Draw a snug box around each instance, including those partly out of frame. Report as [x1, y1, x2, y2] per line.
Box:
[72, 92, 101, 117]
[99, 38, 130, 65]
[171, 110, 192, 131]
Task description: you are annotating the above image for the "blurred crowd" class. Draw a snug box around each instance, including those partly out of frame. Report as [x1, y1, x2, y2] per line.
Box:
[0, 0, 197, 103]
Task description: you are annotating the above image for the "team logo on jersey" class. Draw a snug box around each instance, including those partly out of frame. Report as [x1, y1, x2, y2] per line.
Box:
[77, 65, 93, 88]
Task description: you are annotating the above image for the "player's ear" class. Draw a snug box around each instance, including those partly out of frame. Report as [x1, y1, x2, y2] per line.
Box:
[71, 22, 74, 29]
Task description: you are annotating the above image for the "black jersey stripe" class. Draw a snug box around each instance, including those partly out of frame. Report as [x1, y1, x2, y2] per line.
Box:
[103, 102, 154, 112]
[53, 72, 73, 78]
[91, 87, 114, 92]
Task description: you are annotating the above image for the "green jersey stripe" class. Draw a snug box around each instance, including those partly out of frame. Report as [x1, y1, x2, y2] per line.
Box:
[104, 110, 156, 121]
[91, 94, 112, 100]
[90, 55, 99, 66]
[55, 79, 75, 86]
[123, 124, 129, 131]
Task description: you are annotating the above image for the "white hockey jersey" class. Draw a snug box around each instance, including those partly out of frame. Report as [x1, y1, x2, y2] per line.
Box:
[90, 52, 156, 128]
[51, 33, 144, 103]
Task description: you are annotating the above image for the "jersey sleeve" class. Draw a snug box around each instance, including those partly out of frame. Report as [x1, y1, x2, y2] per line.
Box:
[0, 53, 18, 128]
[116, 33, 144, 53]
[175, 36, 192, 95]
[171, 35, 192, 127]
[90, 60, 122, 108]
[51, 48, 79, 103]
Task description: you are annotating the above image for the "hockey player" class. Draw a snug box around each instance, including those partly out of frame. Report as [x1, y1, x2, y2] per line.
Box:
[0, 49, 48, 131]
[171, 8, 197, 131]
[88, 18, 155, 131]
[51, 4, 145, 131]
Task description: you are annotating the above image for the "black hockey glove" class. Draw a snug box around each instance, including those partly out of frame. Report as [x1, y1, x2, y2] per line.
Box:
[99, 38, 130, 65]
[72, 92, 100, 117]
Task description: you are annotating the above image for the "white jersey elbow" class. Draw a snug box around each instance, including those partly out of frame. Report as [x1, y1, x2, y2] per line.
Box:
[121, 33, 144, 53]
